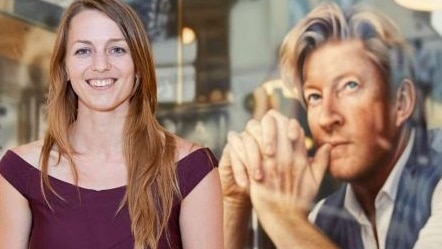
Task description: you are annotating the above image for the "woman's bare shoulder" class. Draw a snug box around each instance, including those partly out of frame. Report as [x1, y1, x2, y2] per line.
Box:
[174, 137, 203, 162]
[9, 140, 44, 168]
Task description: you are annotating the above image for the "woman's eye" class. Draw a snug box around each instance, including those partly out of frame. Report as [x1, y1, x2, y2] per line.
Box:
[109, 47, 126, 55]
[74, 48, 91, 56]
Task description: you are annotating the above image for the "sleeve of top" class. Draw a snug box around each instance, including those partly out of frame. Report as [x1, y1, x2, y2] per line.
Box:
[176, 148, 218, 199]
[0, 151, 31, 198]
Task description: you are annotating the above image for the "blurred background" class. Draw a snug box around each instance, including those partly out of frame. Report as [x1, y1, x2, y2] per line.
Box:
[0, 0, 441, 248]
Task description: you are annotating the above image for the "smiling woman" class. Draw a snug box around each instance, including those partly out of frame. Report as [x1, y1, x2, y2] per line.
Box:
[65, 9, 136, 112]
[0, 1, 223, 249]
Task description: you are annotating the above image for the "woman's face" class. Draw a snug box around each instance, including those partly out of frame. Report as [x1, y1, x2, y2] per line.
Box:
[65, 9, 136, 114]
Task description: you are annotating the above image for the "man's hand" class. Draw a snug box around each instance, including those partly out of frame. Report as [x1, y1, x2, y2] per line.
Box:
[249, 110, 331, 214]
[219, 109, 335, 249]
[244, 110, 332, 248]
[219, 144, 251, 209]
[220, 109, 331, 213]
[219, 141, 258, 249]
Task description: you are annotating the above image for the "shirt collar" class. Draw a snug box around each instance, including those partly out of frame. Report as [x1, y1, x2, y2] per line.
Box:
[379, 129, 415, 202]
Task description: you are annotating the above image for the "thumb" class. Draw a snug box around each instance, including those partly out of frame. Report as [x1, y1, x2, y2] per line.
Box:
[310, 144, 331, 184]
[219, 144, 249, 188]
[219, 145, 231, 168]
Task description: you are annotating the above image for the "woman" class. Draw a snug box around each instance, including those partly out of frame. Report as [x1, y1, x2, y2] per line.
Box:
[0, 0, 223, 248]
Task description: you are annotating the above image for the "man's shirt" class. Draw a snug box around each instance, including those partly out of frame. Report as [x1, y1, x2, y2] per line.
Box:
[309, 130, 442, 249]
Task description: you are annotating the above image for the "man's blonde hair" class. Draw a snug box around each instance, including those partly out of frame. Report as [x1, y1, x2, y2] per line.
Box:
[279, 2, 415, 105]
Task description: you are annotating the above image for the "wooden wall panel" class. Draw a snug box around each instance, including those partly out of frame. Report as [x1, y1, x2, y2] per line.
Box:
[0, 13, 55, 70]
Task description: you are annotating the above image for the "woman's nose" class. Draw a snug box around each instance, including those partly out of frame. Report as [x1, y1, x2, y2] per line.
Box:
[92, 53, 111, 72]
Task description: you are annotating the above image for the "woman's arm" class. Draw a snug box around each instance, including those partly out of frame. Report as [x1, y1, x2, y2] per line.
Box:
[180, 168, 223, 249]
[0, 175, 32, 249]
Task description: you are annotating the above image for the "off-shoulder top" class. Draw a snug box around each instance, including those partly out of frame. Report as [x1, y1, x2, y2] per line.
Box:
[0, 148, 218, 249]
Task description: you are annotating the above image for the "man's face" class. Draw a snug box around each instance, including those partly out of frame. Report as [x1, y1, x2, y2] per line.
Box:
[303, 40, 399, 183]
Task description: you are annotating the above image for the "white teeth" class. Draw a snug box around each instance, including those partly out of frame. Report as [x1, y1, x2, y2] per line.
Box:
[88, 79, 114, 87]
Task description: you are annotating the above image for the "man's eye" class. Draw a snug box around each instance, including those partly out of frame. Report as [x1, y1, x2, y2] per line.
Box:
[345, 80, 359, 89]
[306, 93, 322, 104]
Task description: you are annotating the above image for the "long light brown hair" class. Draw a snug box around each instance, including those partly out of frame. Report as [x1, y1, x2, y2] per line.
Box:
[41, 0, 179, 248]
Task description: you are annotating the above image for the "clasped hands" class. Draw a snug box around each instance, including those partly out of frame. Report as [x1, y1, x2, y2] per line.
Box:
[220, 110, 331, 223]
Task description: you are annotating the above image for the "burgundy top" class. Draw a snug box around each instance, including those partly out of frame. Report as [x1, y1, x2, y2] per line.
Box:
[0, 148, 218, 249]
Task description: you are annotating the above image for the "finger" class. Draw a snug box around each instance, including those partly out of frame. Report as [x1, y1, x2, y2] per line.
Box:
[287, 118, 301, 142]
[244, 119, 265, 180]
[292, 122, 308, 160]
[286, 120, 312, 202]
[260, 155, 278, 190]
[260, 110, 279, 156]
[273, 112, 294, 173]
[219, 145, 233, 187]
[262, 111, 296, 192]
[227, 132, 250, 187]
[219, 144, 231, 169]
[252, 86, 270, 120]
[227, 131, 249, 167]
[228, 145, 250, 188]
[245, 119, 264, 153]
[294, 144, 330, 209]
[241, 131, 264, 181]
[310, 143, 331, 184]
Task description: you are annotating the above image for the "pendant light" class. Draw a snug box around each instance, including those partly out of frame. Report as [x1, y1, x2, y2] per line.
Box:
[395, 0, 442, 11]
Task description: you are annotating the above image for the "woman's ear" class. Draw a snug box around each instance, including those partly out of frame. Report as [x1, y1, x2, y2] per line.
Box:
[394, 79, 416, 127]
[135, 74, 140, 88]
[131, 75, 140, 96]
[65, 68, 70, 82]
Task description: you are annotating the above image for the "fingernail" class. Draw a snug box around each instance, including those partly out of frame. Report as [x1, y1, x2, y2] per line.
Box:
[265, 144, 274, 155]
[254, 169, 263, 180]
[239, 178, 248, 188]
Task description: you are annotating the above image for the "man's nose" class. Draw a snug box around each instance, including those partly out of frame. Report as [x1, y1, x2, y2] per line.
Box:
[317, 97, 343, 131]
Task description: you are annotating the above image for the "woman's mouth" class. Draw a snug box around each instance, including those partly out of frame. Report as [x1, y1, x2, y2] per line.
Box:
[87, 78, 115, 87]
